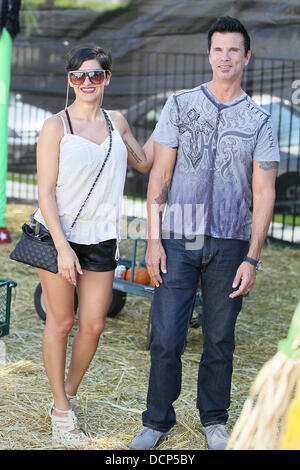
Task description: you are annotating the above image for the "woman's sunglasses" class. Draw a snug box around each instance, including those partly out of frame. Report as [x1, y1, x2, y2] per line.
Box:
[68, 69, 108, 86]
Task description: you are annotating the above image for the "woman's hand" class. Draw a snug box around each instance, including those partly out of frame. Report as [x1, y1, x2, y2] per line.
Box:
[57, 244, 83, 286]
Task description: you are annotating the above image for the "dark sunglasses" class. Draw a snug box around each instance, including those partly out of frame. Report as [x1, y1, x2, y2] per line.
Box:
[68, 69, 108, 86]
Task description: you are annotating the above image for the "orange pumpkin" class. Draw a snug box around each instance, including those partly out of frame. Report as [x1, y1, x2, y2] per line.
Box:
[125, 267, 150, 285]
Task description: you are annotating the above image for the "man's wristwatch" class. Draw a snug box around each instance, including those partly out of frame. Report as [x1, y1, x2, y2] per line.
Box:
[244, 256, 263, 271]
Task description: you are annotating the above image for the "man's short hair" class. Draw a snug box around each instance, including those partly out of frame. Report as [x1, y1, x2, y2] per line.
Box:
[208, 16, 251, 56]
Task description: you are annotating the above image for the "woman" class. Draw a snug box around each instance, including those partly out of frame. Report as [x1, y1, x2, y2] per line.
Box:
[34, 44, 154, 447]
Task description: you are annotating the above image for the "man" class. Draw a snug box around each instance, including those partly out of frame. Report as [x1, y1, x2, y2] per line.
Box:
[129, 16, 280, 450]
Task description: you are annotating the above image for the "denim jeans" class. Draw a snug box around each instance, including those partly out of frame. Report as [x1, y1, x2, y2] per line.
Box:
[142, 234, 249, 432]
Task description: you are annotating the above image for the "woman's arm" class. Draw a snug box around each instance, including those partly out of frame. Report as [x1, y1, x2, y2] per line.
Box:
[36, 115, 82, 285]
[110, 110, 154, 174]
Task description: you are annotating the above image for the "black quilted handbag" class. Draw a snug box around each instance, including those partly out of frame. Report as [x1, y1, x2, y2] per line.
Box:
[10, 223, 59, 273]
[9, 108, 113, 273]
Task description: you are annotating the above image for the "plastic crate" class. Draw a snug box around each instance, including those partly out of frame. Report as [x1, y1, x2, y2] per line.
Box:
[0, 280, 17, 338]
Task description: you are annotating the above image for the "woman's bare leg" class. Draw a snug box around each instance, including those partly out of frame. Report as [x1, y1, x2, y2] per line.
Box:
[37, 268, 75, 411]
[64, 269, 114, 396]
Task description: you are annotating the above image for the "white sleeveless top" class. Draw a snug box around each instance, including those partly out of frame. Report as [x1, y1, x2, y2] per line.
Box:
[34, 110, 128, 247]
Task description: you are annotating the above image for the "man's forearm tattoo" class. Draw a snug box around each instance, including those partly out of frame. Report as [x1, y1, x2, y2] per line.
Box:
[259, 161, 278, 171]
[154, 181, 169, 217]
[155, 181, 169, 207]
[124, 138, 143, 164]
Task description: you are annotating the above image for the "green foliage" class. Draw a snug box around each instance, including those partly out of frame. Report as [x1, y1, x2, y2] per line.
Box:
[273, 213, 300, 227]
[21, 0, 130, 11]
[21, 0, 130, 36]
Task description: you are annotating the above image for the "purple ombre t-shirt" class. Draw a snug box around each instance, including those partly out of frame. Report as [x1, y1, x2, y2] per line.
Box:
[154, 84, 280, 240]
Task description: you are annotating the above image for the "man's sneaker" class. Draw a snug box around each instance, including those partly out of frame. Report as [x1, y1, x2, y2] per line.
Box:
[202, 424, 229, 450]
[128, 427, 169, 450]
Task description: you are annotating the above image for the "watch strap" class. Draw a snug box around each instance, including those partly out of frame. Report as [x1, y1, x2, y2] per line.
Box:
[244, 256, 258, 267]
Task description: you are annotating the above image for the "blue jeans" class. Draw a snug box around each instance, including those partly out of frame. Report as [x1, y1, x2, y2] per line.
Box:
[142, 234, 249, 432]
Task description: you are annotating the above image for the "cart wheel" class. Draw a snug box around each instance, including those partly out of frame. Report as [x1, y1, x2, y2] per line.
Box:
[34, 282, 78, 321]
[107, 289, 127, 318]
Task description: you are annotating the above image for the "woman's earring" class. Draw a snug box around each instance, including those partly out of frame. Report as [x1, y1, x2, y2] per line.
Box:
[64, 78, 70, 110]
[99, 87, 104, 107]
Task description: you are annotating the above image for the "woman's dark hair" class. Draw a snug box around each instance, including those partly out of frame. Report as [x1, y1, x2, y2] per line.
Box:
[208, 16, 250, 56]
[66, 44, 112, 72]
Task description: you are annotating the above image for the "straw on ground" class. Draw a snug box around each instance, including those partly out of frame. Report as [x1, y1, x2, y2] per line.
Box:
[0, 203, 299, 450]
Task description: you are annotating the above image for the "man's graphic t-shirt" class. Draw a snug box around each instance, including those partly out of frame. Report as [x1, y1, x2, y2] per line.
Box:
[154, 84, 281, 240]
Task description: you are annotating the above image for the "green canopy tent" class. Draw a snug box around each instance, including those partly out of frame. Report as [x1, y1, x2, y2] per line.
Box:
[0, 0, 21, 244]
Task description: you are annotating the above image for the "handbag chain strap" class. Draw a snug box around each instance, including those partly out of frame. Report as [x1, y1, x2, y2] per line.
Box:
[66, 108, 113, 237]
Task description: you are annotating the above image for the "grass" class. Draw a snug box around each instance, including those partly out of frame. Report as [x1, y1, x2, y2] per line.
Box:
[273, 213, 300, 227]
[0, 203, 299, 450]
[7, 173, 38, 185]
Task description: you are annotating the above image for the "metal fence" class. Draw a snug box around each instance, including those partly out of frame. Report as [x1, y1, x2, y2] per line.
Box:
[7, 45, 300, 245]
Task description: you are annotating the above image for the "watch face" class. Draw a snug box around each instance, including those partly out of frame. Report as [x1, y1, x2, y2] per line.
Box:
[256, 261, 262, 271]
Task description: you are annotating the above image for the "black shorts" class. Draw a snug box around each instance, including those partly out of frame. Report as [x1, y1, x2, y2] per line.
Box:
[69, 239, 117, 272]
[38, 223, 117, 272]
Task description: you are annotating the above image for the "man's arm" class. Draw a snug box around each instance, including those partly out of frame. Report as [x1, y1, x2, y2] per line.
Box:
[146, 142, 177, 287]
[229, 160, 277, 298]
[247, 161, 278, 259]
